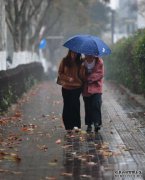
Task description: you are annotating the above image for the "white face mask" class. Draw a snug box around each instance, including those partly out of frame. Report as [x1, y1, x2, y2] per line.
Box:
[85, 55, 94, 63]
[85, 60, 95, 73]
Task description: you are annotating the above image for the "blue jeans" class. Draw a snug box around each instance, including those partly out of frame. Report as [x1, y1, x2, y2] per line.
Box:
[83, 93, 102, 126]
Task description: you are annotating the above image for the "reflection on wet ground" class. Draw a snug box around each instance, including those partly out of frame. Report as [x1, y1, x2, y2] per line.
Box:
[0, 81, 145, 180]
[107, 81, 145, 138]
[63, 132, 109, 179]
[62, 129, 144, 180]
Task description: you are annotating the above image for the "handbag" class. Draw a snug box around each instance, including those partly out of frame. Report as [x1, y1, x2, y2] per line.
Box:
[56, 75, 66, 85]
[56, 76, 62, 85]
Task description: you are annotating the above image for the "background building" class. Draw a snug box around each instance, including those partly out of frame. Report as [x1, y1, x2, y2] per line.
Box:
[114, 0, 138, 42]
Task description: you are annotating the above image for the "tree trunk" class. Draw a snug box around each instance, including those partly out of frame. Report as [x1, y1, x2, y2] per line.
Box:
[13, 30, 20, 51]
[0, 0, 6, 51]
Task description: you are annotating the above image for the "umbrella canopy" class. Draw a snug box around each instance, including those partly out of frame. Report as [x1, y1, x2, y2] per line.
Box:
[63, 34, 111, 57]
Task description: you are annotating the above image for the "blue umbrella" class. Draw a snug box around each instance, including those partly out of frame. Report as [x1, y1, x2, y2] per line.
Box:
[63, 34, 111, 57]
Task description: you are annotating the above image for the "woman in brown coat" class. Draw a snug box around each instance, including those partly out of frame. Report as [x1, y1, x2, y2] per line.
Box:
[57, 50, 85, 132]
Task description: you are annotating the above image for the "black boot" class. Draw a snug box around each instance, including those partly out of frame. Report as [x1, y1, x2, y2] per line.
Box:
[94, 124, 101, 133]
[86, 125, 92, 133]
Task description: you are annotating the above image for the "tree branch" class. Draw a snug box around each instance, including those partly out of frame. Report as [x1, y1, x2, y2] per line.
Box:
[18, 0, 28, 17]
[5, 3, 14, 33]
[6, 18, 14, 36]
[28, 0, 44, 19]
[30, 0, 53, 42]
[14, 0, 18, 18]
[43, 11, 62, 37]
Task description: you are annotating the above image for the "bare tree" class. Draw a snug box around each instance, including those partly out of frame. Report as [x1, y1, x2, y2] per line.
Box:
[5, 0, 60, 51]
[0, 0, 6, 51]
[5, 0, 110, 53]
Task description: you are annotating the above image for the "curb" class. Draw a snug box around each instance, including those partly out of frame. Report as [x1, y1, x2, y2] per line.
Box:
[119, 84, 145, 108]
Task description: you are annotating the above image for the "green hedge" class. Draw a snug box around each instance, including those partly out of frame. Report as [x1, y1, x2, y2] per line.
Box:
[104, 28, 145, 96]
[0, 62, 44, 113]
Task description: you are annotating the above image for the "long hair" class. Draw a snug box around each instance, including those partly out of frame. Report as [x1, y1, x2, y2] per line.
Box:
[95, 56, 99, 62]
[63, 50, 82, 68]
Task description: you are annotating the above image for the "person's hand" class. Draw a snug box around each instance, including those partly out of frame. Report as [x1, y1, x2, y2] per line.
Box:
[69, 77, 74, 82]
[88, 80, 93, 84]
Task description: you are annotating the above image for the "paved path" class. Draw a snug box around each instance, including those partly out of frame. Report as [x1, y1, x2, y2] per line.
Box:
[0, 81, 145, 180]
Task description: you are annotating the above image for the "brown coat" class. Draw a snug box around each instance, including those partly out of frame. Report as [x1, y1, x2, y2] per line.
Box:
[58, 59, 85, 89]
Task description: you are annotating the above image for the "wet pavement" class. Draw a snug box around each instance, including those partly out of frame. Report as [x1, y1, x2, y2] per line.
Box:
[0, 80, 145, 180]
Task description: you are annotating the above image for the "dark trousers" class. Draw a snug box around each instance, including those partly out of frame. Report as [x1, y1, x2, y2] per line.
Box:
[83, 93, 102, 126]
[62, 87, 82, 130]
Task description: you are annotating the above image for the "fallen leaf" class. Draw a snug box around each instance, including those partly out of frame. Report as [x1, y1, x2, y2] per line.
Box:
[14, 111, 22, 118]
[6, 153, 21, 162]
[45, 177, 57, 180]
[48, 158, 58, 166]
[79, 158, 86, 162]
[21, 124, 37, 132]
[37, 145, 48, 151]
[48, 162, 58, 166]
[0, 169, 22, 174]
[55, 139, 61, 144]
[112, 151, 122, 156]
[80, 174, 92, 178]
[80, 130, 87, 134]
[87, 162, 97, 166]
[123, 147, 134, 151]
[12, 171, 22, 175]
[0, 151, 21, 162]
[70, 135, 75, 138]
[61, 172, 73, 176]
[21, 127, 28, 132]
[102, 151, 113, 157]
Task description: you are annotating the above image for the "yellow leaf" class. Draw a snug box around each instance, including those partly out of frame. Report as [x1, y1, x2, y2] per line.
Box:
[61, 172, 73, 176]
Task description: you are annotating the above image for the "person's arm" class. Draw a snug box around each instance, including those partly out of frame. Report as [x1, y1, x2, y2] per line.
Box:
[58, 60, 73, 82]
[79, 63, 86, 82]
[87, 59, 104, 82]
